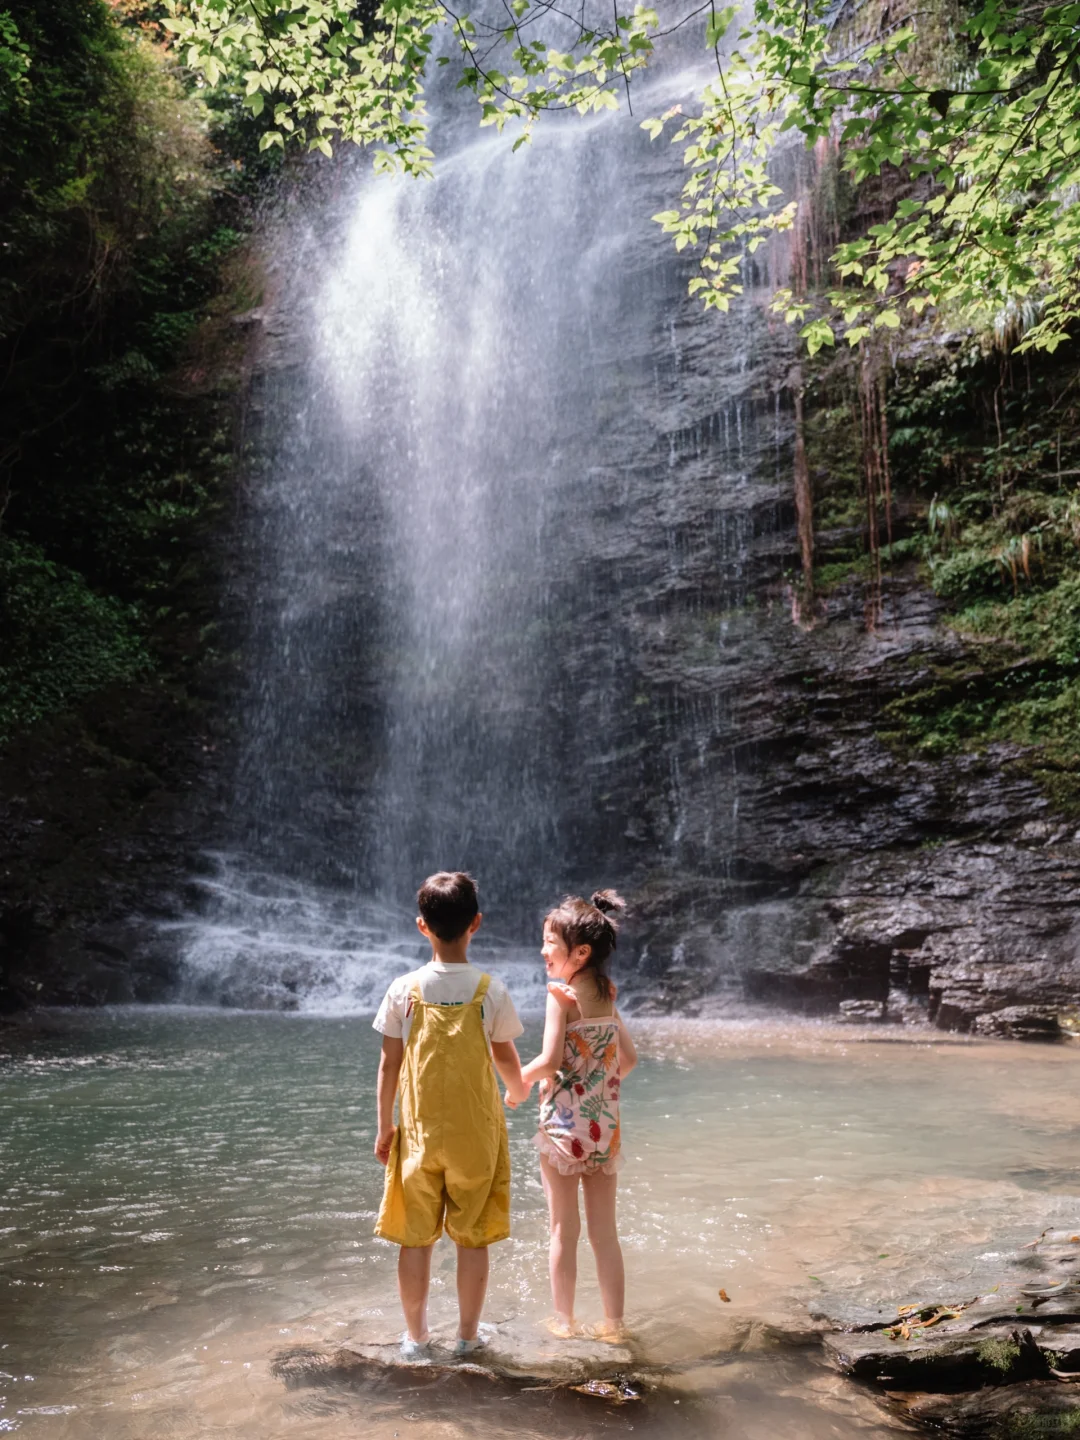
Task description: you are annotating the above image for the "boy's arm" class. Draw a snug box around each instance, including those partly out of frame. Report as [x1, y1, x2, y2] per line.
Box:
[616, 1011, 637, 1077]
[520, 991, 567, 1086]
[491, 1039, 528, 1107]
[375, 1035, 404, 1164]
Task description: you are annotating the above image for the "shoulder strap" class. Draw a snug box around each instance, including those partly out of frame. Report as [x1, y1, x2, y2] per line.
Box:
[470, 973, 491, 1005]
[409, 980, 424, 1005]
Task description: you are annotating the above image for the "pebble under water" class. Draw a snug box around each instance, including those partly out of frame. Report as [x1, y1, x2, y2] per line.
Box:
[2, 1010, 1079, 1437]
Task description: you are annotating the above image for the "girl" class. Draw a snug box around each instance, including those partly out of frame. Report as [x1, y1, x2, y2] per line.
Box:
[520, 890, 637, 1340]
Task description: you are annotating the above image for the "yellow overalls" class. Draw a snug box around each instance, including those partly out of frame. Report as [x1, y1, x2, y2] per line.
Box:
[375, 973, 511, 1249]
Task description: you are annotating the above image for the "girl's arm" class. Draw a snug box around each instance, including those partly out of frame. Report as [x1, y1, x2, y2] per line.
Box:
[520, 990, 568, 1085]
[375, 1035, 404, 1164]
[615, 1011, 637, 1077]
[491, 1039, 529, 1107]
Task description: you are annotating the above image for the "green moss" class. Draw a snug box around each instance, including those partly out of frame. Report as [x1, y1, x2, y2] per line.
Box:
[804, 396, 864, 531]
[800, 329, 1080, 814]
[813, 558, 860, 589]
[1006, 1410, 1080, 1438]
[879, 568, 1080, 806]
[0, 539, 151, 739]
[976, 1337, 1022, 1374]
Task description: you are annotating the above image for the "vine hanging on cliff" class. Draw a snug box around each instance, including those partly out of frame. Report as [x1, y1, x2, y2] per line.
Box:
[791, 373, 815, 614]
[858, 347, 892, 627]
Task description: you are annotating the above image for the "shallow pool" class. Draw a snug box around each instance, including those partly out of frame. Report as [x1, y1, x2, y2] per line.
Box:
[1, 1010, 1078, 1437]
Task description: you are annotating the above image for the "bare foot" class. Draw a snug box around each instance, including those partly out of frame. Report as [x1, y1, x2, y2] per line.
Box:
[584, 1319, 630, 1344]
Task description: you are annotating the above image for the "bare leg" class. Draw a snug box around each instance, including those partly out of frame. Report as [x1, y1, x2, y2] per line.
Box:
[540, 1154, 581, 1327]
[582, 1170, 624, 1322]
[455, 1244, 490, 1340]
[397, 1243, 434, 1342]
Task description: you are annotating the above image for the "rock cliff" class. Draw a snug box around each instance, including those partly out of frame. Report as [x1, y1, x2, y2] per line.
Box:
[3, 150, 1078, 1035]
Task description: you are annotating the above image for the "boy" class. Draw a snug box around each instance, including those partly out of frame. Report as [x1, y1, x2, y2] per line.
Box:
[373, 871, 528, 1358]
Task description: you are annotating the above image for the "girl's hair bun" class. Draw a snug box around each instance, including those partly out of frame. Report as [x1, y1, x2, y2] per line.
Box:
[590, 889, 626, 917]
[545, 891, 625, 1001]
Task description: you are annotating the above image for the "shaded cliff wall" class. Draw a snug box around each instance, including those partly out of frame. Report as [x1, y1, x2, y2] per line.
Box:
[586, 309, 1080, 1035]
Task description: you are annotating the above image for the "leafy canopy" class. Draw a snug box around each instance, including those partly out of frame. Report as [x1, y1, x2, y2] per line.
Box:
[161, 0, 1080, 353]
[161, 1, 657, 167]
[650, 0, 1080, 355]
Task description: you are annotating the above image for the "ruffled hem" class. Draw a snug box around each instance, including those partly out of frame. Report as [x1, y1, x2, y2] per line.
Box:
[532, 1131, 624, 1177]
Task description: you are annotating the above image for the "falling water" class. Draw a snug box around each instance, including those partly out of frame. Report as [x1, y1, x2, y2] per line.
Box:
[178, 66, 796, 1011]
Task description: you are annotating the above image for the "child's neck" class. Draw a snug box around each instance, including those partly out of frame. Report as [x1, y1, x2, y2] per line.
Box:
[428, 938, 471, 965]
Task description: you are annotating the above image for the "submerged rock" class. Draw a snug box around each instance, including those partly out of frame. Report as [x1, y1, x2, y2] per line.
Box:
[893, 1381, 1080, 1437]
[271, 1322, 649, 1419]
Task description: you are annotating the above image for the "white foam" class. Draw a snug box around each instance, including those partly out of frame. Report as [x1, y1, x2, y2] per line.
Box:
[171, 856, 547, 1016]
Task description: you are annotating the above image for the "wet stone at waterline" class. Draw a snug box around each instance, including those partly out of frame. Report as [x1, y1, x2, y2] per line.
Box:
[817, 1231, 1080, 1433]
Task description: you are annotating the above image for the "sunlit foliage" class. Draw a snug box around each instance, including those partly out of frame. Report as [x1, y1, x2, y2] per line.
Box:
[165, 0, 1080, 355]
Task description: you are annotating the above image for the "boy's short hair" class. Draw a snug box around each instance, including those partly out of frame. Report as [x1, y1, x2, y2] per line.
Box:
[417, 871, 479, 942]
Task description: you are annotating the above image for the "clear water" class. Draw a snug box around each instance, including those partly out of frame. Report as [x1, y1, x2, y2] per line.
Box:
[3, 1011, 1078, 1437]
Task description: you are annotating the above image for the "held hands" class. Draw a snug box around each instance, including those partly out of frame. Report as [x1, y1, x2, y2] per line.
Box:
[374, 1127, 396, 1166]
[504, 1078, 532, 1110]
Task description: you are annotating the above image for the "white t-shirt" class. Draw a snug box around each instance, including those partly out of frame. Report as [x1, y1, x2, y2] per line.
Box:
[372, 960, 524, 1047]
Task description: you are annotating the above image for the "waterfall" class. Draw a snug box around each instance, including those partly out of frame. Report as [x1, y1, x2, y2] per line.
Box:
[176, 72, 795, 1013]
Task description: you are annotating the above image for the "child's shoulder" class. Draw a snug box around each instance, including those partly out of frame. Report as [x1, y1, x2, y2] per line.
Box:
[547, 980, 579, 1010]
[478, 969, 519, 1010]
[391, 964, 426, 986]
[380, 966, 425, 1001]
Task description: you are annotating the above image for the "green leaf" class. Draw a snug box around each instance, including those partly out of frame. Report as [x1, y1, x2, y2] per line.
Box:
[706, 6, 736, 48]
[160, 0, 1080, 357]
[799, 318, 835, 356]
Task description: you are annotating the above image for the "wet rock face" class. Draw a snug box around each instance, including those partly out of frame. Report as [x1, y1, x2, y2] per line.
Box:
[722, 585, 1080, 1038]
[550, 335, 1080, 1031]
[3, 142, 1078, 1026]
[468, 206, 1080, 1036]
[616, 555, 1080, 1031]
[585, 445, 1080, 1033]
[0, 683, 226, 1010]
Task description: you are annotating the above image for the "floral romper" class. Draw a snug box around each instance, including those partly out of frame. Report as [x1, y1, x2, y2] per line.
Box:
[534, 981, 622, 1176]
